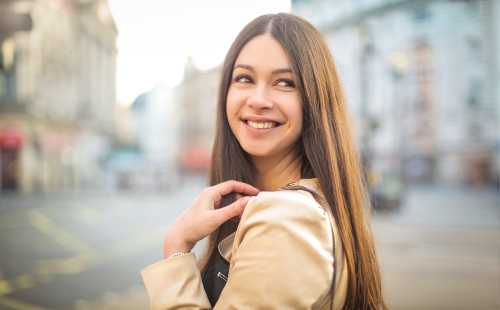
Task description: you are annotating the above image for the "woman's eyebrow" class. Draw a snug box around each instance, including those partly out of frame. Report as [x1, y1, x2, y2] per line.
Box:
[233, 64, 254, 72]
[233, 64, 292, 75]
[271, 68, 292, 75]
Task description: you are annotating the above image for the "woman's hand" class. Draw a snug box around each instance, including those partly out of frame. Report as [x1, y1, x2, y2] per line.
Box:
[163, 180, 260, 259]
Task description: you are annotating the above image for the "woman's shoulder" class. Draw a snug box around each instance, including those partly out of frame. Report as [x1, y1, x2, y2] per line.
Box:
[241, 178, 330, 227]
[247, 178, 325, 209]
[228, 178, 336, 308]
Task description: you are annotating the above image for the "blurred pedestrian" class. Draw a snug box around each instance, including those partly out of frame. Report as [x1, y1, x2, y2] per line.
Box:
[142, 13, 388, 310]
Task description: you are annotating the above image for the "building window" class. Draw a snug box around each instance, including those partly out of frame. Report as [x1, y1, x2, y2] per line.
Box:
[468, 79, 482, 108]
[413, 42, 434, 109]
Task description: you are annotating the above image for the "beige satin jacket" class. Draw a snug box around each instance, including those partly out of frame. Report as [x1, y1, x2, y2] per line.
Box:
[141, 178, 348, 309]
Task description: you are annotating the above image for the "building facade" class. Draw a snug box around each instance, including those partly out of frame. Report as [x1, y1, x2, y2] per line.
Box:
[0, 0, 118, 193]
[293, 0, 499, 186]
[175, 57, 220, 173]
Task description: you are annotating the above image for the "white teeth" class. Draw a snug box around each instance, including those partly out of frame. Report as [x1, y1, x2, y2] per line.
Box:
[247, 121, 276, 129]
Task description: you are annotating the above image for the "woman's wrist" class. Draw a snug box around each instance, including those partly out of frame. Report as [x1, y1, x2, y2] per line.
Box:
[163, 229, 194, 259]
[166, 252, 187, 259]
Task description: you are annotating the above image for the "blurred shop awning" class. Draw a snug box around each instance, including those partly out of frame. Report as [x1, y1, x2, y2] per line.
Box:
[0, 10, 32, 33]
[0, 125, 23, 150]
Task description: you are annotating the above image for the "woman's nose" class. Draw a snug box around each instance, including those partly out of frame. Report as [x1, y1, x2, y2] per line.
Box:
[246, 86, 273, 110]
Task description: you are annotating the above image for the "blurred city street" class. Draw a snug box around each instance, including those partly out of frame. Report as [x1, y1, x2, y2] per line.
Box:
[0, 177, 498, 310]
[0, 176, 208, 310]
[374, 185, 499, 310]
[0, 0, 498, 309]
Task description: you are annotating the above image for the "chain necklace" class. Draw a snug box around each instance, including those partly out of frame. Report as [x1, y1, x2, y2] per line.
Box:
[279, 170, 301, 190]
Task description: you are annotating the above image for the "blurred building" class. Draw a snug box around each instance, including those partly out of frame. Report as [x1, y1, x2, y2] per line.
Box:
[132, 86, 180, 163]
[106, 85, 181, 192]
[293, 0, 499, 186]
[176, 57, 220, 173]
[0, 0, 118, 193]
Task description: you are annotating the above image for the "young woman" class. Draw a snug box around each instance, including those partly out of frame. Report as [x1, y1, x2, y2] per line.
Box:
[142, 13, 388, 310]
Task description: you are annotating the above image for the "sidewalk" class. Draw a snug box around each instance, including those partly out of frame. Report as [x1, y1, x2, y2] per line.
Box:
[373, 185, 499, 310]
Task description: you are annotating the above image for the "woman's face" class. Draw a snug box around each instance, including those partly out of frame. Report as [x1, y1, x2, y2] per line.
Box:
[226, 34, 302, 160]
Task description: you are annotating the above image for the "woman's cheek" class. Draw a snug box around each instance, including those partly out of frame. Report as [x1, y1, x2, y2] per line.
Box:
[226, 89, 244, 132]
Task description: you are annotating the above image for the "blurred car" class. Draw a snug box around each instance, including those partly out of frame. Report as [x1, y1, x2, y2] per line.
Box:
[367, 168, 404, 212]
[105, 150, 180, 193]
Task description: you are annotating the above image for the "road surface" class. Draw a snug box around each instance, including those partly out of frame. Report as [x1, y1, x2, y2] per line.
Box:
[0, 178, 498, 310]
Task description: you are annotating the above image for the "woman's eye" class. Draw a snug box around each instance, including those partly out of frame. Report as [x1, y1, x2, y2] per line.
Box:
[236, 76, 251, 83]
[275, 80, 294, 87]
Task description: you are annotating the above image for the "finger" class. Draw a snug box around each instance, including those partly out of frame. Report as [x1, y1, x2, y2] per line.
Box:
[208, 181, 259, 207]
[213, 192, 241, 210]
[217, 193, 244, 210]
[213, 196, 250, 225]
[234, 194, 245, 220]
[210, 181, 259, 199]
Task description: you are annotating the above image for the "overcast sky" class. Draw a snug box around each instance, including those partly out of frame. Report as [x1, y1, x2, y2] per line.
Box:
[108, 0, 291, 106]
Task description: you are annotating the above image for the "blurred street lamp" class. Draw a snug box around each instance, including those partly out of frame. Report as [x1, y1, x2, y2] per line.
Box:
[1, 38, 15, 71]
[389, 50, 408, 182]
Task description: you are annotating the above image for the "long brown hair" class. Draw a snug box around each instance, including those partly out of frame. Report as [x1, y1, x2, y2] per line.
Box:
[202, 13, 388, 310]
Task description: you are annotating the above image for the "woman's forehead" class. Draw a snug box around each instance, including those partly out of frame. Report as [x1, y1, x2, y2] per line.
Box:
[233, 34, 291, 71]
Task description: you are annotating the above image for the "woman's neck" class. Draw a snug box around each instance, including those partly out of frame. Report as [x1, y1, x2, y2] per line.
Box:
[250, 152, 302, 192]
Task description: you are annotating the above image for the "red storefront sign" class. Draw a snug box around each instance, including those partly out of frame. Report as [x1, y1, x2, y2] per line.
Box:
[180, 147, 211, 168]
[0, 127, 23, 150]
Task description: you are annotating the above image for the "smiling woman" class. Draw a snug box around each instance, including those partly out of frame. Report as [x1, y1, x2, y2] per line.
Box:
[141, 13, 388, 310]
[227, 34, 303, 175]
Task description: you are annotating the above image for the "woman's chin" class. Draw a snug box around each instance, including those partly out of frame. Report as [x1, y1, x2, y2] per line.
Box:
[243, 149, 271, 158]
[241, 145, 291, 160]
[241, 145, 274, 158]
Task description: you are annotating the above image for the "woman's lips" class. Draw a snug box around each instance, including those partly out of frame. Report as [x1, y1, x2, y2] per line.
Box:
[246, 120, 278, 129]
[243, 120, 281, 134]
